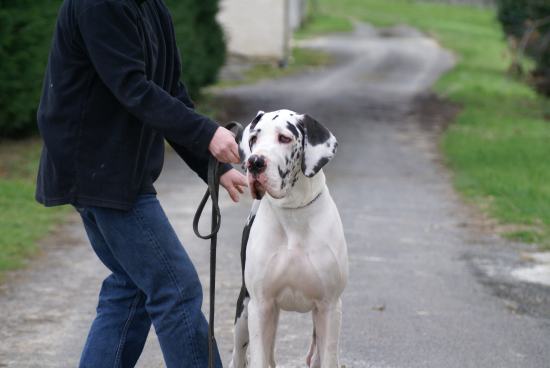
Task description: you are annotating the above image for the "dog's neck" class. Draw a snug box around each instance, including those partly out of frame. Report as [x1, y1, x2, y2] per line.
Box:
[267, 170, 326, 209]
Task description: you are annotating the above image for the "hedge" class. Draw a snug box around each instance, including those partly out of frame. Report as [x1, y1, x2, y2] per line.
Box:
[0, 0, 226, 138]
[496, 0, 550, 96]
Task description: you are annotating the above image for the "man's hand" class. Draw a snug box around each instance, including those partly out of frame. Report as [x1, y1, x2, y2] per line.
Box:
[220, 169, 248, 202]
[209, 127, 240, 164]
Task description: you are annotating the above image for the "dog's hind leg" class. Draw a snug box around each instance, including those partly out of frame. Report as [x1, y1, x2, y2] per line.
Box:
[230, 287, 250, 368]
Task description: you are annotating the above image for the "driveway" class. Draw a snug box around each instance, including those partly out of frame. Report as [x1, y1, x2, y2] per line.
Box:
[1, 23, 549, 368]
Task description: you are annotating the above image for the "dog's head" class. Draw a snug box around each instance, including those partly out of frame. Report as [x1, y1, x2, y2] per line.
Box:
[239, 109, 338, 200]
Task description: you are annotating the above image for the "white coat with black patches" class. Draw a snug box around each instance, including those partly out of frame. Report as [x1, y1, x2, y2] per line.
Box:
[230, 109, 348, 368]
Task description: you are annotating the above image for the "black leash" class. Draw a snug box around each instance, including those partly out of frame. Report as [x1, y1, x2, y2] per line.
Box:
[193, 122, 243, 368]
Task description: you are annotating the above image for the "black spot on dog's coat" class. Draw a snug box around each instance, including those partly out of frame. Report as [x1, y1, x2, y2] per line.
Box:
[310, 156, 330, 175]
[246, 214, 256, 227]
[302, 114, 331, 146]
[272, 114, 279, 120]
[250, 113, 264, 129]
[286, 121, 300, 138]
[234, 291, 250, 322]
[278, 166, 290, 179]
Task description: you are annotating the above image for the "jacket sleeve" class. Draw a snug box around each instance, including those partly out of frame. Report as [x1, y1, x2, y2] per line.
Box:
[173, 80, 195, 109]
[78, 1, 218, 155]
[167, 139, 233, 183]
[168, 68, 234, 181]
[168, 45, 233, 181]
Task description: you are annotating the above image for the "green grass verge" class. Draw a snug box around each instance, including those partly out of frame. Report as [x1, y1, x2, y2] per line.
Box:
[295, 13, 354, 39]
[0, 139, 68, 279]
[214, 48, 333, 89]
[313, 0, 550, 249]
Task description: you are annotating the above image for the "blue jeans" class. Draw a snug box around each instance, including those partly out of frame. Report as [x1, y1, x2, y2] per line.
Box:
[76, 194, 222, 368]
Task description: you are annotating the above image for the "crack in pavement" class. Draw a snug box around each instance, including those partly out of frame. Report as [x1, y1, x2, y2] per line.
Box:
[1, 23, 550, 368]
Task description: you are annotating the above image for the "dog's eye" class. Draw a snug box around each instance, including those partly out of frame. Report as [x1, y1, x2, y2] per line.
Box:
[278, 135, 291, 144]
[249, 135, 257, 149]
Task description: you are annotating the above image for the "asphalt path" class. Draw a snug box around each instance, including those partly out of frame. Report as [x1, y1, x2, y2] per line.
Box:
[1, 24, 549, 368]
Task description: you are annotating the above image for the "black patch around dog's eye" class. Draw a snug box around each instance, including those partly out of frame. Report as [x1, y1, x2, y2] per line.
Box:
[286, 121, 300, 138]
[250, 113, 264, 130]
[302, 114, 331, 146]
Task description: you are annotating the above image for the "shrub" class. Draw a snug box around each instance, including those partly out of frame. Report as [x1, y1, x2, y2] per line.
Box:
[496, 0, 550, 96]
[0, 0, 226, 138]
[496, 0, 529, 38]
[0, 1, 58, 137]
[165, 0, 226, 98]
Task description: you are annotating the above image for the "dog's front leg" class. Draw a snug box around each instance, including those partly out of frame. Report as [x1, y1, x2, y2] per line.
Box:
[313, 298, 342, 367]
[248, 299, 280, 368]
[230, 293, 250, 368]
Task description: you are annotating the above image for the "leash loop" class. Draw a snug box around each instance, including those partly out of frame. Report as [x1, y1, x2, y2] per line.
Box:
[192, 121, 243, 368]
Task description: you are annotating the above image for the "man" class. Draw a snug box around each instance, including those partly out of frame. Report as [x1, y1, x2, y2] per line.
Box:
[35, 0, 247, 367]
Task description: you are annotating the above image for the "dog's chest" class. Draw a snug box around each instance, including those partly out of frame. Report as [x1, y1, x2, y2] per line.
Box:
[263, 246, 324, 312]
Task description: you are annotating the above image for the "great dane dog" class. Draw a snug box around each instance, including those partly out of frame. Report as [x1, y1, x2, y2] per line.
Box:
[230, 109, 349, 368]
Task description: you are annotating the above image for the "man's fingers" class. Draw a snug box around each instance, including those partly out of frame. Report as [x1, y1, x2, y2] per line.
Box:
[215, 144, 239, 164]
[229, 143, 240, 164]
[236, 184, 244, 194]
[219, 169, 248, 201]
[209, 127, 241, 164]
[237, 176, 247, 186]
[227, 186, 239, 202]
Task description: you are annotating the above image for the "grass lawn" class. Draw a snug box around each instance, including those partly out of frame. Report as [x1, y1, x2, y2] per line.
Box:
[309, 0, 550, 248]
[0, 139, 68, 279]
[213, 47, 333, 90]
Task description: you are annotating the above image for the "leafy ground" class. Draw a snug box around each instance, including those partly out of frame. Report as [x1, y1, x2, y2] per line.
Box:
[0, 139, 68, 278]
[311, 0, 550, 248]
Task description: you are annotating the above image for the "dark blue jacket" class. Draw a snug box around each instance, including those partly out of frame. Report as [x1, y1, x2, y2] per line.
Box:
[36, 0, 227, 210]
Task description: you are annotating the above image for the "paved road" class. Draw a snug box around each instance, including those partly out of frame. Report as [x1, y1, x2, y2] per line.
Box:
[1, 24, 550, 368]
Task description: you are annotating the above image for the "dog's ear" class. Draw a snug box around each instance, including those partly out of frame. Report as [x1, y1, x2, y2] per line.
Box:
[239, 110, 265, 164]
[300, 114, 338, 177]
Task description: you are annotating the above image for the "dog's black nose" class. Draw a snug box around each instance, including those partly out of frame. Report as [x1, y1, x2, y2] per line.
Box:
[248, 155, 266, 175]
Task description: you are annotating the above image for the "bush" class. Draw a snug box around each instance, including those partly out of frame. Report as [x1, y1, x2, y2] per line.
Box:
[0, 0, 226, 138]
[496, 0, 550, 96]
[165, 0, 226, 98]
[496, 0, 529, 38]
[0, 1, 58, 137]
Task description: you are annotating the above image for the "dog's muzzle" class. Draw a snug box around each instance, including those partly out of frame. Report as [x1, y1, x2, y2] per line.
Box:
[248, 154, 266, 176]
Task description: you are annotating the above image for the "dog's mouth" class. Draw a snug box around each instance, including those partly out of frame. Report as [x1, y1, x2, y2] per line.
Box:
[248, 174, 267, 200]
